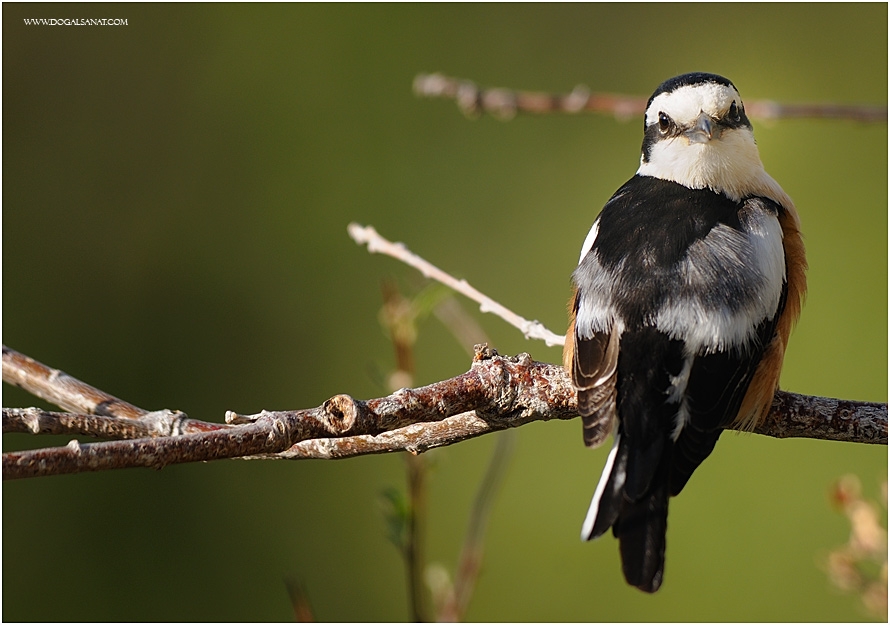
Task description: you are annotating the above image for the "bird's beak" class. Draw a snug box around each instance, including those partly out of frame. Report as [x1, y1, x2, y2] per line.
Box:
[685, 112, 719, 144]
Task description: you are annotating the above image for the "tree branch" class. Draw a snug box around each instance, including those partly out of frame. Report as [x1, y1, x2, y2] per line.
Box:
[3, 344, 886, 480]
[413, 73, 889, 123]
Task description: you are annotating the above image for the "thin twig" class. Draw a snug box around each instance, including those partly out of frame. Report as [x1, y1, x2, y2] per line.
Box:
[3, 407, 181, 439]
[405, 453, 428, 622]
[413, 73, 889, 123]
[439, 430, 516, 622]
[348, 223, 565, 347]
[2, 345, 232, 437]
[2, 345, 147, 419]
[380, 281, 431, 623]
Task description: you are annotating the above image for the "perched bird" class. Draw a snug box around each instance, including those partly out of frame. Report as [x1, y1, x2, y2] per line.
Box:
[563, 73, 806, 593]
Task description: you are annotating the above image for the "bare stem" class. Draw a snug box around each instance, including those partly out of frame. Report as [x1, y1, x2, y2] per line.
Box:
[2, 345, 232, 438]
[2, 345, 147, 419]
[413, 73, 889, 123]
[380, 281, 431, 622]
[439, 429, 516, 622]
[348, 223, 565, 347]
[405, 453, 429, 622]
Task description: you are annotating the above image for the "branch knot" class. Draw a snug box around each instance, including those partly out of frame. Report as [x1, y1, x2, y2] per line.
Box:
[321, 395, 361, 434]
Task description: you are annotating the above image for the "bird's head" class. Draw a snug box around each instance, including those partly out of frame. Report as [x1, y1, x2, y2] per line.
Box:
[637, 73, 768, 202]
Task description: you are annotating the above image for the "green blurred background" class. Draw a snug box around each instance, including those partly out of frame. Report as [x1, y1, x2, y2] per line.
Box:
[3, 3, 886, 622]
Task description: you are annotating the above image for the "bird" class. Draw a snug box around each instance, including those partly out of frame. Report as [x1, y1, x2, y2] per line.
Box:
[563, 72, 807, 593]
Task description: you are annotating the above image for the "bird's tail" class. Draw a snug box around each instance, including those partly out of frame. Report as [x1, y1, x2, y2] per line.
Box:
[581, 432, 669, 593]
[613, 474, 669, 593]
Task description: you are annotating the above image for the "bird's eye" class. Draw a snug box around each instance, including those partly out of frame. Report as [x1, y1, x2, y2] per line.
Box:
[728, 101, 741, 122]
[657, 112, 672, 134]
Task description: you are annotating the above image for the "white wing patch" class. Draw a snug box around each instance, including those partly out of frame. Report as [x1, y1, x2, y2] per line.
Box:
[578, 219, 600, 265]
[574, 217, 625, 339]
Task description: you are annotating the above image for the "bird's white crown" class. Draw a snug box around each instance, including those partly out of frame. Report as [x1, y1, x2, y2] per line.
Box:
[645, 81, 741, 129]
